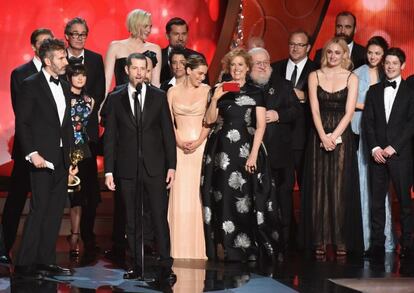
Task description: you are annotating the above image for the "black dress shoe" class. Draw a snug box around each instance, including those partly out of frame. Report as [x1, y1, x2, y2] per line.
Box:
[161, 268, 177, 285]
[123, 268, 142, 280]
[13, 265, 44, 280]
[36, 264, 73, 276]
[0, 254, 11, 265]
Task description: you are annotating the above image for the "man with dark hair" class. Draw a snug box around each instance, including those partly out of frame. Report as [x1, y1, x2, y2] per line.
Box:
[14, 38, 77, 279]
[104, 53, 176, 283]
[160, 17, 207, 84]
[249, 47, 300, 256]
[160, 48, 187, 91]
[363, 47, 414, 260]
[64, 17, 105, 253]
[314, 11, 366, 69]
[3, 28, 54, 258]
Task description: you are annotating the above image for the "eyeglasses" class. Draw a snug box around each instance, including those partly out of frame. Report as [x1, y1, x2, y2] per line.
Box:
[289, 42, 308, 48]
[69, 32, 88, 39]
[253, 61, 270, 67]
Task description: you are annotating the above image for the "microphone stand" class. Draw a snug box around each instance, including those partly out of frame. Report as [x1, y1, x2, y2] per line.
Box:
[134, 83, 155, 283]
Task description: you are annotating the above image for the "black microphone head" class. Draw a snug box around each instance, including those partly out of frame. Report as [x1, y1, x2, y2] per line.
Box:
[136, 83, 142, 94]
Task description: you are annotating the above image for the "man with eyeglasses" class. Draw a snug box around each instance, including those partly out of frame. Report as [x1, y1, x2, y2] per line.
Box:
[3, 29, 54, 263]
[314, 11, 366, 69]
[249, 47, 300, 257]
[271, 30, 316, 193]
[64, 17, 105, 255]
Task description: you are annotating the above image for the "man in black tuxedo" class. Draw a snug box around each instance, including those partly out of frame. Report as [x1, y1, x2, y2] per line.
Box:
[160, 17, 207, 84]
[249, 47, 300, 253]
[3, 28, 54, 258]
[64, 17, 105, 253]
[104, 53, 176, 282]
[314, 11, 366, 69]
[363, 48, 414, 259]
[14, 39, 76, 278]
[271, 30, 316, 188]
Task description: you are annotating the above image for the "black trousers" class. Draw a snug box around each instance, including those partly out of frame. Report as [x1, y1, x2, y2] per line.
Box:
[370, 157, 413, 248]
[15, 150, 68, 266]
[79, 142, 101, 246]
[117, 164, 172, 268]
[271, 165, 295, 250]
[2, 155, 31, 253]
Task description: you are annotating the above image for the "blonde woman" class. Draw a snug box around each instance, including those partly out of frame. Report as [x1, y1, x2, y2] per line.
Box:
[300, 37, 363, 257]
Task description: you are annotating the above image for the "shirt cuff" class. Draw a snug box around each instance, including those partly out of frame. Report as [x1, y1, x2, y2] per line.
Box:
[105, 173, 113, 177]
[371, 146, 381, 156]
[25, 151, 38, 163]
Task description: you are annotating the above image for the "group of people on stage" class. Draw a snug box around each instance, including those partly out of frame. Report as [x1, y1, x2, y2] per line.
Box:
[3, 7, 414, 284]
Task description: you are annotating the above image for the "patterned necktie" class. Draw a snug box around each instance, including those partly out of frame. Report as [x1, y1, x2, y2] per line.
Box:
[290, 65, 298, 87]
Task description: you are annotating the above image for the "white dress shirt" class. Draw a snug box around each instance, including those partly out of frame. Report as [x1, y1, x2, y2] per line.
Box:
[67, 49, 85, 63]
[32, 56, 42, 72]
[128, 82, 147, 113]
[348, 41, 354, 56]
[286, 57, 308, 86]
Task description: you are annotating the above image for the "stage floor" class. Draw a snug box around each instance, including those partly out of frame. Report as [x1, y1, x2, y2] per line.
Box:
[1, 237, 414, 293]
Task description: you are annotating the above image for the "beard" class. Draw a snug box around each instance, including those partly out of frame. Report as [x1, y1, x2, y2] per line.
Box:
[335, 32, 354, 44]
[250, 68, 272, 86]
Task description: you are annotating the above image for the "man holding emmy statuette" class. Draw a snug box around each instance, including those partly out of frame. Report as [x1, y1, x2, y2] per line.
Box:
[104, 53, 176, 284]
[14, 39, 78, 279]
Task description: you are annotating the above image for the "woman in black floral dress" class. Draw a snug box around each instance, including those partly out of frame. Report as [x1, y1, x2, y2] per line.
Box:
[67, 64, 99, 257]
[201, 48, 282, 262]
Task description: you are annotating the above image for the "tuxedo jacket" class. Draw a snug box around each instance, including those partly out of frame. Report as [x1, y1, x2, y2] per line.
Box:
[160, 47, 208, 84]
[263, 75, 301, 169]
[104, 84, 176, 178]
[314, 41, 366, 69]
[10, 60, 38, 159]
[271, 58, 316, 150]
[16, 72, 73, 168]
[66, 49, 105, 142]
[362, 79, 414, 160]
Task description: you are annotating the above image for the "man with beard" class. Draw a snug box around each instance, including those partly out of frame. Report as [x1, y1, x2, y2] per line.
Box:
[249, 47, 300, 255]
[14, 38, 76, 279]
[160, 17, 207, 84]
[314, 11, 366, 69]
[4, 28, 53, 260]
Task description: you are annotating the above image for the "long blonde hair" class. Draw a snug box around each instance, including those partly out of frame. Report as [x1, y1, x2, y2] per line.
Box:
[320, 37, 353, 70]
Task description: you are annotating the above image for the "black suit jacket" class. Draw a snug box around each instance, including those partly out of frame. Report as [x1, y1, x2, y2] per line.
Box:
[160, 46, 208, 84]
[263, 74, 301, 169]
[104, 84, 176, 178]
[67, 49, 105, 142]
[16, 72, 73, 168]
[314, 42, 366, 69]
[362, 79, 414, 160]
[10, 60, 39, 159]
[271, 58, 316, 150]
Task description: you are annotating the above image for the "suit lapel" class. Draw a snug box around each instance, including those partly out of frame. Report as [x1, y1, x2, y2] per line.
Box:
[280, 60, 288, 80]
[121, 88, 137, 127]
[296, 60, 311, 90]
[387, 80, 405, 125]
[142, 84, 153, 124]
[39, 73, 61, 123]
[61, 82, 71, 127]
[377, 83, 387, 124]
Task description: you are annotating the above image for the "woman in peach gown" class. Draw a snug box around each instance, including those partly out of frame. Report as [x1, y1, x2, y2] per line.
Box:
[167, 54, 210, 260]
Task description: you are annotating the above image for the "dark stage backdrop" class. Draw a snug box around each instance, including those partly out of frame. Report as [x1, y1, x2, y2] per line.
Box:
[1, 0, 413, 177]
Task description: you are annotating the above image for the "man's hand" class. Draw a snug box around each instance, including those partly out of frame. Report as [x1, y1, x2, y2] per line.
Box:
[383, 146, 396, 158]
[293, 88, 305, 101]
[265, 110, 279, 123]
[31, 153, 46, 168]
[373, 148, 386, 164]
[166, 169, 175, 190]
[105, 174, 116, 191]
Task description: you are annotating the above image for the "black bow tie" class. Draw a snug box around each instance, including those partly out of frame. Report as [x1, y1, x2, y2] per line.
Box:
[384, 80, 396, 89]
[49, 76, 60, 85]
[69, 56, 84, 64]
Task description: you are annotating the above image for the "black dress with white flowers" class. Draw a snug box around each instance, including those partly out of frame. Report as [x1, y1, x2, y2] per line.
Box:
[201, 83, 282, 262]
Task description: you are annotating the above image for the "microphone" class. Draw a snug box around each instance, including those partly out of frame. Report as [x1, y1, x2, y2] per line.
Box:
[136, 83, 142, 95]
